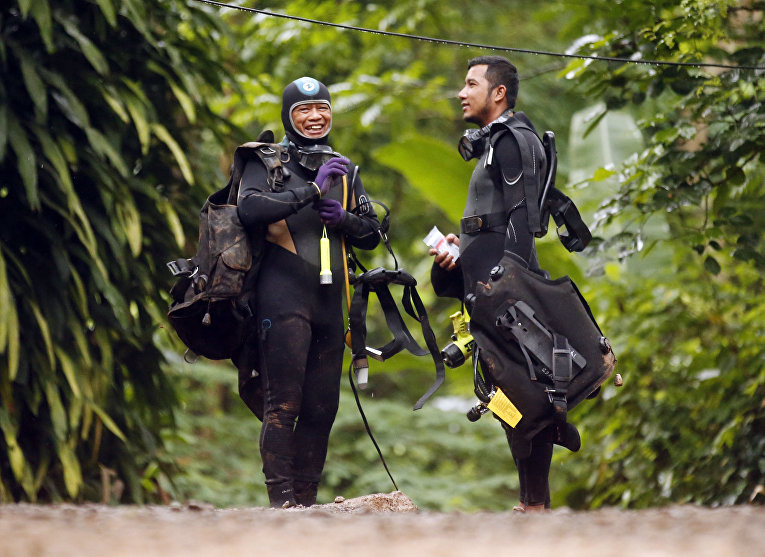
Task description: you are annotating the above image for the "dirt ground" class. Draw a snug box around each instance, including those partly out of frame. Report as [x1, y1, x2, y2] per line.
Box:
[1, 491, 763, 557]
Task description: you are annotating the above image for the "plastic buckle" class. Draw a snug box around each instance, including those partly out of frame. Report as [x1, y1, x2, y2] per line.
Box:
[166, 260, 183, 276]
[461, 216, 484, 234]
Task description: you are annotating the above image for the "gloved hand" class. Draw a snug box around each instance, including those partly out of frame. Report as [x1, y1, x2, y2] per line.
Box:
[315, 156, 350, 195]
[314, 198, 345, 227]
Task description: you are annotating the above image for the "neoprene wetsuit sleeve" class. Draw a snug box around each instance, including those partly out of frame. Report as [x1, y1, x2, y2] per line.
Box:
[430, 263, 464, 300]
[492, 132, 537, 265]
[338, 168, 380, 251]
[237, 159, 320, 227]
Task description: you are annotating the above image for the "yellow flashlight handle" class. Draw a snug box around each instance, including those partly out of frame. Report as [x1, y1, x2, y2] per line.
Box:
[320, 226, 332, 284]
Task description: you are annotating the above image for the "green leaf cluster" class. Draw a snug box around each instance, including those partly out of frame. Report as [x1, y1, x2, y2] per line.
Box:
[0, 0, 237, 502]
[551, 0, 765, 507]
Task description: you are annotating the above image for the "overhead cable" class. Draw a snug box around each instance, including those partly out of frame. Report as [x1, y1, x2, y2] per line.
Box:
[191, 0, 765, 72]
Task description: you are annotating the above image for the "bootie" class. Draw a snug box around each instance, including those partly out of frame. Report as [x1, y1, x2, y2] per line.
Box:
[293, 481, 319, 507]
[267, 482, 296, 508]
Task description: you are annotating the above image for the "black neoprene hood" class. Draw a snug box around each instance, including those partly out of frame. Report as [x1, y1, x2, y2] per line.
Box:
[281, 77, 332, 146]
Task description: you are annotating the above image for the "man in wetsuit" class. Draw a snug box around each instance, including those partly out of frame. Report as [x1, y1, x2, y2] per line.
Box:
[235, 77, 380, 508]
[430, 56, 577, 513]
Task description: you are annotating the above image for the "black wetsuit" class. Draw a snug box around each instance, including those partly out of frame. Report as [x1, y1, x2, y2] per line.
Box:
[236, 147, 379, 507]
[432, 112, 552, 508]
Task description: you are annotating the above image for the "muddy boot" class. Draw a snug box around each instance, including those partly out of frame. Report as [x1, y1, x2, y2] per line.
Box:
[267, 482, 296, 508]
[293, 481, 319, 507]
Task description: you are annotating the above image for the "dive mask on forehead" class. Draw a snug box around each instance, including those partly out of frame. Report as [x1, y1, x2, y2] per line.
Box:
[296, 144, 341, 171]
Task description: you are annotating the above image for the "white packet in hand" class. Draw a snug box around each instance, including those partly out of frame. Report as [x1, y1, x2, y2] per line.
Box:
[424, 226, 459, 261]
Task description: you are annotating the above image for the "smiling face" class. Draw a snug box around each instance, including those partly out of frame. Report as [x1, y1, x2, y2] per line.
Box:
[290, 102, 332, 139]
[458, 64, 507, 127]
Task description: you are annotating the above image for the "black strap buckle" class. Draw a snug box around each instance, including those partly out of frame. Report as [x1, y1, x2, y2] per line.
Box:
[461, 215, 484, 234]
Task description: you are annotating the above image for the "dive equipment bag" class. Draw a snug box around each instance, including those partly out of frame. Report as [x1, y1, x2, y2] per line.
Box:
[166, 134, 288, 361]
[468, 252, 617, 444]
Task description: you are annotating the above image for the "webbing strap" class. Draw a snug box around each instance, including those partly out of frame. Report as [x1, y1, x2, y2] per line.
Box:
[498, 122, 543, 235]
[550, 333, 572, 424]
[401, 285, 446, 410]
[348, 268, 445, 409]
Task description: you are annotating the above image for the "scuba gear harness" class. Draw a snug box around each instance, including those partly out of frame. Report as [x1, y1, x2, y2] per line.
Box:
[345, 199, 446, 411]
[166, 130, 288, 362]
[459, 115, 591, 253]
[454, 115, 617, 458]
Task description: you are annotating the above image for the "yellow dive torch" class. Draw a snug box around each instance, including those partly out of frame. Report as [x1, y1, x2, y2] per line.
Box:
[320, 226, 332, 284]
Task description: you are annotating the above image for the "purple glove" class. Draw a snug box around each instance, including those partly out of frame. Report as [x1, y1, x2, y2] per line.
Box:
[315, 156, 350, 195]
[314, 198, 346, 226]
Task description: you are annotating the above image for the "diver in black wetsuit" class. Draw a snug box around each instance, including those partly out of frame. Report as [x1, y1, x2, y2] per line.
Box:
[235, 77, 379, 508]
[430, 56, 578, 513]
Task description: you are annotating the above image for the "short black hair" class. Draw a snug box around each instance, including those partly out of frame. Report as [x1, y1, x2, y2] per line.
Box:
[467, 56, 519, 109]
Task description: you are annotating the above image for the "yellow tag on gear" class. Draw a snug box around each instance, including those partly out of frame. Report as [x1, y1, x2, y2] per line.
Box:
[487, 387, 523, 427]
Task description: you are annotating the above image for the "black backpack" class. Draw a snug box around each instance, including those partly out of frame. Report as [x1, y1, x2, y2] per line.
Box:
[166, 134, 288, 361]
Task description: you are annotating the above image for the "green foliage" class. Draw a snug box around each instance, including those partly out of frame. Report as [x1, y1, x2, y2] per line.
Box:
[4, 0, 761, 511]
[0, 0, 237, 502]
[552, 0, 765, 506]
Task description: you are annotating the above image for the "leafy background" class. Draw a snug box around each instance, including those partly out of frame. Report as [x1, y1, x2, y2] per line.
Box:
[0, 0, 762, 510]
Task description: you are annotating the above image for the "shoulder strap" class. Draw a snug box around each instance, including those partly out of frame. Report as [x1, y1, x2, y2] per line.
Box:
[227, 140, 290, 204]
[490, 121, 544, 235]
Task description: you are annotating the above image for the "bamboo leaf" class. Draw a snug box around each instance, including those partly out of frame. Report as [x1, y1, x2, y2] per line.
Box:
[0, 408, 35, 500]
[158, 199, 186, 250]
[116, 201, 143, 257]
[122, 93, 151, 155]
[29, 301, 55, 372]
[84, 127, 129, 176]
[0, 248, 20, 381]
[43, 381, 68, 442]
[101, 88, 130, 123]
[6, 114, 39, 210]
[36, 127, 99, 258]
[151, 123, 195, 184]
[54, 347, 83, 400]
[36, 126, 74, 191]
[39, 67, 91, 129]
[18, 0, 32, 17]
[0, 103, 7, 160]
[57, 16, 109, 75]
[168, 80, 197, 124]
[146, 61, 197, 124]
[122, 0, 156, 46]
[88, 403, 127, 443]
[30, 1, 54, 53]
[57, 441, 82, 498]
[93, 0, 117, 27]
[15, 47, 47, 121]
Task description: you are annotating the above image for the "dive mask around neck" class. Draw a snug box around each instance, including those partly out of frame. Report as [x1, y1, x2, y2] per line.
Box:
[457, 110, 515, 161]
[295, 143, 341, 171]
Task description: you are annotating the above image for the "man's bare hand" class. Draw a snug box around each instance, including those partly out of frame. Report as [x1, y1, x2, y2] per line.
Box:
[429, 233, 460, 271]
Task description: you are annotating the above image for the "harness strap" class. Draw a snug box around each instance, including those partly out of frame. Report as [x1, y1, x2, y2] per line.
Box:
[493, 122, 543, 235]
[460, 211, 507, 234]
[401, 284, 446, 410]
[550, 333, 573, 424]
[547, 189, 592, 252]
[348, 267, 445, 409]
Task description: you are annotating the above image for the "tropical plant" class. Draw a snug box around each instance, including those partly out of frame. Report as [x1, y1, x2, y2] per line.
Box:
[0, 0, 237, 502]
